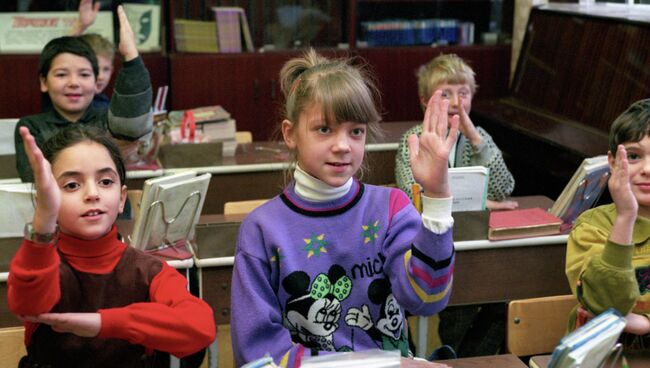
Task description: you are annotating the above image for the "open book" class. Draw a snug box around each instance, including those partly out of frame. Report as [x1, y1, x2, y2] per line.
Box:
[130, 171, 211, 258]
[547, 308, 625, 368]
[549, 155, 610, 231]
[449, 166, 489, 212]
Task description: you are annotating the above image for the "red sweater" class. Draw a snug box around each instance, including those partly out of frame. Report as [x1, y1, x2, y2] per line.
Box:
[7, 226, 215, 358]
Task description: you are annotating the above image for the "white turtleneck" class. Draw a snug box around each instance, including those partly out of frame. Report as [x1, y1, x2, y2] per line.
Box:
[294, 165, 352, 202]
[293, 165, 453, 234]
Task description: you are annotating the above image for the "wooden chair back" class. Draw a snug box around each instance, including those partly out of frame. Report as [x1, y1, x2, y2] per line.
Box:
[0, 326, 25, 367]
[507, 294, 577, 357]
[223, 199, 268, 215]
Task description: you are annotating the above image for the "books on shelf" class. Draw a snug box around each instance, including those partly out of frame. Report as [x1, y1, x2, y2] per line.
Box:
[488, 207, 562, 241]
[547, 308, 625, 368]
[130, 171, 211, 259]
[174, 19, 219, 53]
[212, 6, 253, 53]
[448, 166, 489, 212]
[549, 155, 610, 232]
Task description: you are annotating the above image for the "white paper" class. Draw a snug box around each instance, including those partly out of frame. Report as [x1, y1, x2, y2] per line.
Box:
[0, 183, 35, 237]
[0, 11, 113, 53]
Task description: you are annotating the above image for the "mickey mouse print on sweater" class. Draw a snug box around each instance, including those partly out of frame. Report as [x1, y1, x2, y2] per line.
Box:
[281, 265, 408, 354]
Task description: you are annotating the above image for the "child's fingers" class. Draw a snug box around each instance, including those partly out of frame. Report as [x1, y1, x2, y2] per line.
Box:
[407, 134, 420, 163]
[446, 114, 459, 148]
[19, 127, 44, 170]
[435, 99, 450, 138]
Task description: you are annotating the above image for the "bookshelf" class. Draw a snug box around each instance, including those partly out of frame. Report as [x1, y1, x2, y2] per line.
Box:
[166, 0, 512, 140]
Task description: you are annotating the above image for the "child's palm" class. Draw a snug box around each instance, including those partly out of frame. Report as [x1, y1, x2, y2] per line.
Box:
[409, 91, 458, 197]
[117, 5, 138, 61]
[19, 127, 60, 226]
[609, 145, 638, 216]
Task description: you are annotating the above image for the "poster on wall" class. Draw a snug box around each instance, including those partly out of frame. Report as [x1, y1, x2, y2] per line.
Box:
[122, 3, 161, 52]
[0, 11, 113, 54]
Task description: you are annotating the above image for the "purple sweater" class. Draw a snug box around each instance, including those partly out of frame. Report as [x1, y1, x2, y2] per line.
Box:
[230, 181, 454, 367]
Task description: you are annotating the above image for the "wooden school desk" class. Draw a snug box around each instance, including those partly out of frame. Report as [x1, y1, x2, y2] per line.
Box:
[125, 121, 415, 214]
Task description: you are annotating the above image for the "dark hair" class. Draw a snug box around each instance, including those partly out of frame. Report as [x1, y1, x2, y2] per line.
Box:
[42, 125, 126, 185]
[38, 36, 99, 79]
[609, 99, 650, 156]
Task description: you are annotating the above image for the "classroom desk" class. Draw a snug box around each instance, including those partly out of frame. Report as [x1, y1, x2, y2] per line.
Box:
[125, 121, 414, 214]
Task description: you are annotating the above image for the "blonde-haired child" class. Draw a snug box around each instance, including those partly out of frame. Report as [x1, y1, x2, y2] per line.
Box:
[396, 53, 516, 211]
[230, 49, 456, 367]
[396, 53, 517, 358]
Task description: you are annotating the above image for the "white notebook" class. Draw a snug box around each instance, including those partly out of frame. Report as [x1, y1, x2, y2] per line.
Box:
[448, 165, 489, 212]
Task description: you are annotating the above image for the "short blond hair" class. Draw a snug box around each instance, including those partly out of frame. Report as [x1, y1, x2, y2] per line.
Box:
[416, 54, 477, 101]
[80, 33, 115, 59]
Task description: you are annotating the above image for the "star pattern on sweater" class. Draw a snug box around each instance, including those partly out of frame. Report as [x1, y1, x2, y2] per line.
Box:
[303, 234, 328, 258]
[362, 220, 381, 244]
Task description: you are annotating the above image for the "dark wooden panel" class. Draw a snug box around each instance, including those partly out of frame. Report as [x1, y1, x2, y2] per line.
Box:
[449, 243, 570, 305]
[513, 8, 650, 133]
[0, 55, 41, 118]
[201, 267, 233, 325]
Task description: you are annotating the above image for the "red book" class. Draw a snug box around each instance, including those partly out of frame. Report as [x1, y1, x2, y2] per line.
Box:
[488, 207, 562, 241]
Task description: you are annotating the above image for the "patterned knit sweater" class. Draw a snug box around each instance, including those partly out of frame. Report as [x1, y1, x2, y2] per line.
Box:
[231, 181, 455, 367]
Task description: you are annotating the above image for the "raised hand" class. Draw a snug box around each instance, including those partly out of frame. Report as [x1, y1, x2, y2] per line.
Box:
[19, 127, 59, 234]
[71, 0, 100, 36]
[407, 90, 459, 198]
[608, 144, 638, 245]
[609, 145, 638, 218]
[23, 313, 101, 338]
[117, 5, 139, 61]
[458, 99, 482, 147]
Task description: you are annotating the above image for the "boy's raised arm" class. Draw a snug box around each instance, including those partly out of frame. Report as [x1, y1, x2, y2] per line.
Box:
[117, 5, 138, 62]
[70, 0, 100, 36]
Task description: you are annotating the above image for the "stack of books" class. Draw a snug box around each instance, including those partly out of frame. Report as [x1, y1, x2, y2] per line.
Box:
[168, 105, 238, 156]
[212, 7, 253, 53]
[173, 19, 219, 53]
